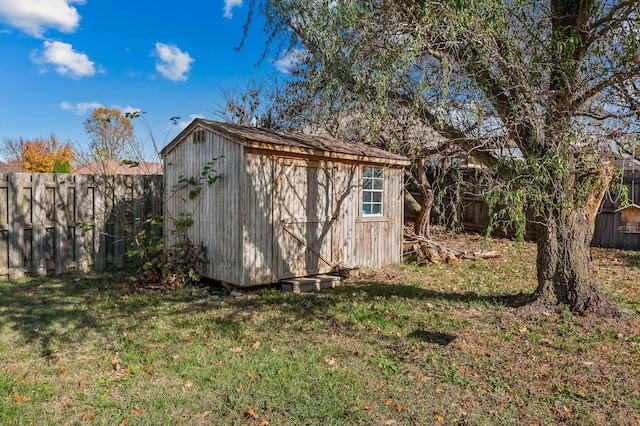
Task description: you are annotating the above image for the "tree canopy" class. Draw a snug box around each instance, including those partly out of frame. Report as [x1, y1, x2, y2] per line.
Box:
[2, 135, 74, 172]
[245, 0, 640, 315]
[83, 107, 136, 162]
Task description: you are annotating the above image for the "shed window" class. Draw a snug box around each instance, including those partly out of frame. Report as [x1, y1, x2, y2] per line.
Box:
[362, 166, 384, 215]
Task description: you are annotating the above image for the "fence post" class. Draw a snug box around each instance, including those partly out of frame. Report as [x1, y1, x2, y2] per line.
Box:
[8, 173, 27, 279]
[75, 174, 91, 272]
[54, 173, 68, 274]
[92, 175, 107, 271]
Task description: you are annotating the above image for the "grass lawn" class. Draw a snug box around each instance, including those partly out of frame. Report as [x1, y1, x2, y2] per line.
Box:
[1, 233, 639, 425]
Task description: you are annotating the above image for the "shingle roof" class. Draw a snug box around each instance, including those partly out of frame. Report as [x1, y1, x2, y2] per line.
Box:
[162, 119, 410, 165]
[74, 159, 162, 175]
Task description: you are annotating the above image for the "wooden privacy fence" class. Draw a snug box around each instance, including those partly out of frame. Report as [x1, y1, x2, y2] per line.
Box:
[0, 173, 163, 279]
[437, 170, 640, 250]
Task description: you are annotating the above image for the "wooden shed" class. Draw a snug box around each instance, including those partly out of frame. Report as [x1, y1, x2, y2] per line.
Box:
[160, 119, 410, 287]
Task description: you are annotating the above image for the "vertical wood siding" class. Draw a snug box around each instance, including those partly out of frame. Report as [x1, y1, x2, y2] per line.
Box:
[592, 171, 640, 250]
[345, 165, 404, 269]
[0, 173, 163, 279]
[272, 158, 336, 279]
[163, 130, 243, 284]
[242, 153, 275, 285]
[164, 127, 407, 286]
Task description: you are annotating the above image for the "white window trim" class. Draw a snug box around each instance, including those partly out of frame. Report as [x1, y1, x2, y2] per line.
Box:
[361, 165, 384, 216]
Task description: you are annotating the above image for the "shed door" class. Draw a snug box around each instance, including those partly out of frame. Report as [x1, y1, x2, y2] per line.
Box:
[274, 158, 337, 279]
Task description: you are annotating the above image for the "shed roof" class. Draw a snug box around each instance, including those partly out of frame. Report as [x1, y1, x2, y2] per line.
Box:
[161, 119, 410, 166]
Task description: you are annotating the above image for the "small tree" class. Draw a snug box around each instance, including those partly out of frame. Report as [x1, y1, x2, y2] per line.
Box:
[83, 107, 136, 163]
[2, 135, 74, 172]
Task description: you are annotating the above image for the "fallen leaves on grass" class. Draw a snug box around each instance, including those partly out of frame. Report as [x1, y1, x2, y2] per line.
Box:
[81, 413, 95, 422]
[6, 395, 30, 402]
[197, 411, 211, 419]
[245, 407, 269, 425]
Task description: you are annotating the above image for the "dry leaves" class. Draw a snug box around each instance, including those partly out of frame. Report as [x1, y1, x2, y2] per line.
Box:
[245, 407, 269, 425]
[6, 395, 30, 402]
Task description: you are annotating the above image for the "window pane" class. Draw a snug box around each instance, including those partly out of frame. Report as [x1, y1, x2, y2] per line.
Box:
[362, 166, 384, 216]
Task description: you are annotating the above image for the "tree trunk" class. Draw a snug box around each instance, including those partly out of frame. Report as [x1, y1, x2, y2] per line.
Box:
[527, 212, 621, 316]
[415, 188, 433, 238]
[404, 190, 422, 219]
[413, 158, 433, 238]
[524, 167, 622, 316]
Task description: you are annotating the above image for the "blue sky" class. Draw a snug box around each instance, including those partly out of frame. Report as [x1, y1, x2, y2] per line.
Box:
[0, 0, 288, 161]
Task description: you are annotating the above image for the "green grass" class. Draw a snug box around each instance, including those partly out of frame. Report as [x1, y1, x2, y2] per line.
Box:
[0, 238, 639, 425]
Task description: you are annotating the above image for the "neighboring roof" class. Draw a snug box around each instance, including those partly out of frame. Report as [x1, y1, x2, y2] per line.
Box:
[0, 161, 19, 173]
[615, 203, 640, 213]
[74, 159, 162, 175]
[161, 119, 410, 166]
[610, 151, 640, 172]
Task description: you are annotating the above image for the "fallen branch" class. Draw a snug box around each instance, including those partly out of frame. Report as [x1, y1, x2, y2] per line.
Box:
[403, 227, 500, 265]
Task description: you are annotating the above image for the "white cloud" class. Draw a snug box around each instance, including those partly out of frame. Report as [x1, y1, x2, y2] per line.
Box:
[114, 105, 141, 115]
[0, 0, 85, 38]
[177, 114, 205, 131]
[32, 40, 96, 78]
[59, 102, 142, 116]
[59, 101, 103, 114]
[272, 48, 306, 74]
[223, 0, 242, 19]
[153, 42, 194, 82]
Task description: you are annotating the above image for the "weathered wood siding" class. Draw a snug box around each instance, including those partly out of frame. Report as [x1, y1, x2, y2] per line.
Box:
[241, 152, 275, 285]
[0, 173, 162, 279]
[164, 126, 407, 286]
[338, 164, 404, 269]
[163, 130, 244, 284]
[273, 158, 336, 279]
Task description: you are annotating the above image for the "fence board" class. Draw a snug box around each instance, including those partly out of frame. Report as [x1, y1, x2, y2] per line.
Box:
[8, 173, 26, 279]
[0, 173, 163, 279]
[32, 174, 47, 276]
[55, 174, 68, 274]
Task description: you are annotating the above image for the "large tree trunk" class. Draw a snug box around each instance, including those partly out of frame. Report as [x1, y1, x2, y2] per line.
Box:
[527, 211, 622, 316]
[524, 166, 622, 316]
